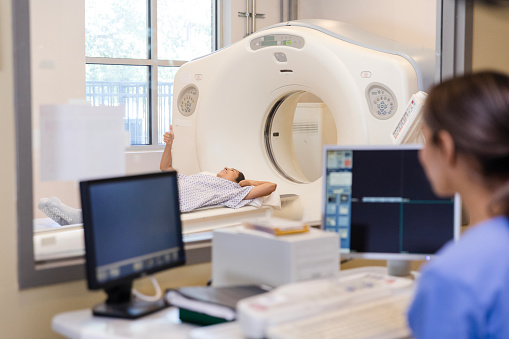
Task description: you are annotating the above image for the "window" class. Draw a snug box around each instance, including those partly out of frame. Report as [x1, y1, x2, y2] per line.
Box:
[85, 0, 215, 147]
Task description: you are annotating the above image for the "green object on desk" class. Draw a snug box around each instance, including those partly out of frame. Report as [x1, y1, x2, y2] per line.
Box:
[179, 308, 230, 326]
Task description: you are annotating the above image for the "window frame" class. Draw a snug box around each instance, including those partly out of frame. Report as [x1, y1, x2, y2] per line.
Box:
[16, 0, 220, 289]
[86, 0, 218, 151]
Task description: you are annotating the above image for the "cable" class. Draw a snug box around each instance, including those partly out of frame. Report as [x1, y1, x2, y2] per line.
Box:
[131, 275, 163, 302]
[340, 258, 353, 265]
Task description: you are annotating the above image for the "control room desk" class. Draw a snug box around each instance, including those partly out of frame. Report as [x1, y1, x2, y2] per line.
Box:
[52, 307, 199, 339]
[52, 266, 401, 338]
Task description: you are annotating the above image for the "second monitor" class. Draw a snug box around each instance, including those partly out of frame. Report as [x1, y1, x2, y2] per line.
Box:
[322, 145, 461, 275]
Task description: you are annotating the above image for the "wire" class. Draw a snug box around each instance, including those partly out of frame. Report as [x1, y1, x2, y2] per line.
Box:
[131, 275, 163, 302]
[340, 258, 353, 265]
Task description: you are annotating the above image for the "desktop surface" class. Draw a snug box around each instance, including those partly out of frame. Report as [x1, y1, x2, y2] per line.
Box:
[52, 307, 198, 339]
[52, 267, 402, 339]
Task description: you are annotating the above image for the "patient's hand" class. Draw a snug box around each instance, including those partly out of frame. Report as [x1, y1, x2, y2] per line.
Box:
[164, 125, 175, 145]
[238, 180, 252, 187]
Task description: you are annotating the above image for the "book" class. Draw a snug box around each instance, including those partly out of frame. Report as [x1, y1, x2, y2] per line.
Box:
[165, 285, 270, 326]
[243, 217, 309, 235]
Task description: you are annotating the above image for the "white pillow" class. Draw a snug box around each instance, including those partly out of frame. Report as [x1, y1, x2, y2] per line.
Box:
[248, 197, 263, 208]
[261, 187, 281, 210]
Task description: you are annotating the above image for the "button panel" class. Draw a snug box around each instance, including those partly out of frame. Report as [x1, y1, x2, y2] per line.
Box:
[177, 85, 199, 117]
[251, 34, 305, 51]
[365, 83, 398, 120]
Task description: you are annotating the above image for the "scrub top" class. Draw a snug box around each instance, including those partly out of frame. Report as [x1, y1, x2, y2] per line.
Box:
[407, 216, 509, 339]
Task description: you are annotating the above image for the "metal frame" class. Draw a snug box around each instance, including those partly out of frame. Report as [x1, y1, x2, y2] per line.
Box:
[14, 0, 85, 289]
[439, 0, 474, 81]
[280, 0, 298, 22]
[238, 0, 266, 37]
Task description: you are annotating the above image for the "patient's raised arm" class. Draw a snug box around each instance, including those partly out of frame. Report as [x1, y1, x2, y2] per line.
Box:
[240, 179, 277, 200]
[160, 126, 175, 172]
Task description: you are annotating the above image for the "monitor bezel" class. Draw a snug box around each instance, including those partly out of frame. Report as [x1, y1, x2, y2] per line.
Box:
[321, 144, 462, 261]
[80, 171, 186, 291]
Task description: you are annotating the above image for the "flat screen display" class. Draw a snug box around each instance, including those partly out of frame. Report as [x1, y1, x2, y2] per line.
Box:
[81, 171, 185, 290]
[322, 145, 460, 261]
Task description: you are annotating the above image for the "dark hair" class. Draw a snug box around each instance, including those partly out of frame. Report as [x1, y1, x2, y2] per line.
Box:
[236, 171, 246, 183]
[423, 71, 509, 215]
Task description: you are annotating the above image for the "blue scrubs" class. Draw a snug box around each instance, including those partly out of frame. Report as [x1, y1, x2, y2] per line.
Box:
[407, 216, 509, 338]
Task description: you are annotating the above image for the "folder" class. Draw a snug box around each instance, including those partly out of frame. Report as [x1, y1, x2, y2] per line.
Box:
[165, 285, 270, 326]
[243, 217, 309, 235]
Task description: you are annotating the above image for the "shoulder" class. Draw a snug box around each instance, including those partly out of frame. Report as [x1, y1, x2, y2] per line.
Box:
[409, 217, 509, 337]
[423, 216, 509, 288]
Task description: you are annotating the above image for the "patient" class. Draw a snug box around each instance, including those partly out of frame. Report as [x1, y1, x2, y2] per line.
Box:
[38, 126, 277, 225]
[160, 126, 277, 210]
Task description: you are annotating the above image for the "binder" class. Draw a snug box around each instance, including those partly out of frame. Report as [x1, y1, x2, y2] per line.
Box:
[243, 217, 309, 235]
[165, 285, 270, 326]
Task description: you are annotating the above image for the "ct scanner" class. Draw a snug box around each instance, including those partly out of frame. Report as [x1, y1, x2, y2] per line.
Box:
[173, 19, 435, 224]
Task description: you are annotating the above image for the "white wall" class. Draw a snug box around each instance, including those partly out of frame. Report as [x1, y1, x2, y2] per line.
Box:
[299, 0, 437, 49]
[472, 3, 509, 74]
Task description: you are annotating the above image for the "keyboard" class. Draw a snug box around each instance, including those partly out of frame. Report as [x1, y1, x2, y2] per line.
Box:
[266, 291, 413, 339]
[237, 268, 415, 339]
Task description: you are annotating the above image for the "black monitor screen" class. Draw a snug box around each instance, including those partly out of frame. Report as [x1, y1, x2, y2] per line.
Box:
[322, 145, 460, 260]
[80, 171, 185, 318]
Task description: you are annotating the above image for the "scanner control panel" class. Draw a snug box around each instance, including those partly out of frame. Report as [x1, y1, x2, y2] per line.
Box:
[251, 34, 305, 51]
[365, 83, 398, 120]
[177, 84, 199, 117]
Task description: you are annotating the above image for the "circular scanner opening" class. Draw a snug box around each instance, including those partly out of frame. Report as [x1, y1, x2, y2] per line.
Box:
[265, 91, 337, 183]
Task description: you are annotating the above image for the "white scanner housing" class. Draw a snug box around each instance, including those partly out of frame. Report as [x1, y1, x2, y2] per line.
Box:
[171, 19, 434, 224]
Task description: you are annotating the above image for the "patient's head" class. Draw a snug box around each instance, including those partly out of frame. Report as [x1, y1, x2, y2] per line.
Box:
[217, 167, 245, 183]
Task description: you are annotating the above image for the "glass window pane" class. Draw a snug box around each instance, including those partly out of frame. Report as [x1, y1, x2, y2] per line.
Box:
[158, 0, 213, 61]
[86, 0, 148, 59]
[158, 67, 179, 144]
[86, 65, 150, 145]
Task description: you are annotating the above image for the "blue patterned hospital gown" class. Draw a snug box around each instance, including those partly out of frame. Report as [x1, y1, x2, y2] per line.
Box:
[177, 173, 254, 212]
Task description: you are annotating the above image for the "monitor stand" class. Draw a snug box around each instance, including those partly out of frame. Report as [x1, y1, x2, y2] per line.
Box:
[92, 281, 168, 319]
[387, 260, 412, 277]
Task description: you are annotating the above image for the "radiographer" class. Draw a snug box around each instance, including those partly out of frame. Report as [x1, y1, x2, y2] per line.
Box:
[408, 71, 509, 338]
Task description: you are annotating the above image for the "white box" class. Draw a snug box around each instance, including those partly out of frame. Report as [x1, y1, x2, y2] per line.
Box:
[212, 227, 339, 288]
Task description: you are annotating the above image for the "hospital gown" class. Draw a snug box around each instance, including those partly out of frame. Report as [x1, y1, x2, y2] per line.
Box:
[177, 173, 254, 212]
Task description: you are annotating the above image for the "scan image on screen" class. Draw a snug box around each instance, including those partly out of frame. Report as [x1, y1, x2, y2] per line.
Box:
[322, 145, 460, 275]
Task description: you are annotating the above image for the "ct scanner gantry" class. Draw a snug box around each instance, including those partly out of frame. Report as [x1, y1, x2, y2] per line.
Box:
[170, 19, 435, 223]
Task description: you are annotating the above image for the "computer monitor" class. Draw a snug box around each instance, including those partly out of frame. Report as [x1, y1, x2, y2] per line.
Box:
[80, 171, 186, 319]
[322, 145, 461, 276]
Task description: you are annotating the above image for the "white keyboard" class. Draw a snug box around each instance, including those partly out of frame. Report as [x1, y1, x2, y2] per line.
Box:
[237, 268, 415, 339]
[266, 291, 413, 339]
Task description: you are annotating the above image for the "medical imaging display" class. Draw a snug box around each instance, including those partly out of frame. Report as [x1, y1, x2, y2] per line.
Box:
[324, 148, 455, 255]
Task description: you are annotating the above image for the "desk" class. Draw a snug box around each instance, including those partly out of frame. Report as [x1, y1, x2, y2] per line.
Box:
[52, 307, 199, 339]
[52, 266, 409, 338]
